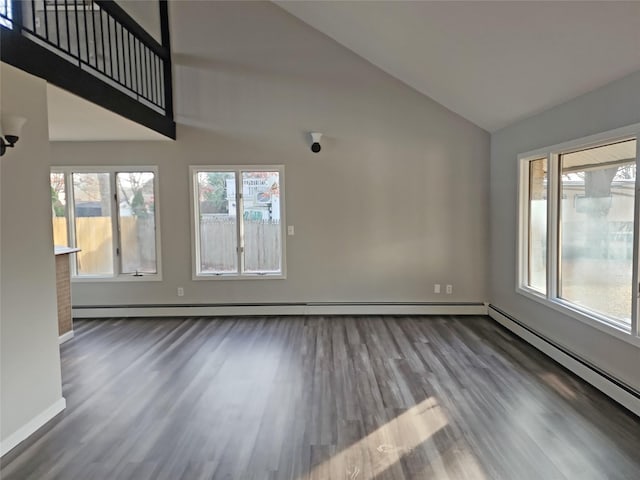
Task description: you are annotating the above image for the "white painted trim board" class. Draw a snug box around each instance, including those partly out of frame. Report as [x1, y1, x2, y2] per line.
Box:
[58, 330, 74, 344]
[0, 397, 66, 457]
[488, 306, 639, 417]
[72, 303, 489, 318]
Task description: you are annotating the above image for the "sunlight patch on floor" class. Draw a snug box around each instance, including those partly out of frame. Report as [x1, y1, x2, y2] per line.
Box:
[304, 396, 455, 480]
[539, 372, 577, 400]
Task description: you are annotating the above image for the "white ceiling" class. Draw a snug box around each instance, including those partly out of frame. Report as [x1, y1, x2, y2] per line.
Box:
[276, 1, 640, 132]
[47, 84, 169, 142]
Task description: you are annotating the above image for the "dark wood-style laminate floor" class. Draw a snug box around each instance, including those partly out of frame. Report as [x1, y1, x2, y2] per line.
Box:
[1, 315, 639, 479]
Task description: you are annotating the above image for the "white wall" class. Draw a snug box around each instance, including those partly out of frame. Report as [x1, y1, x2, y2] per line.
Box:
[490, 69, 640, 390]
[0, 64, 64, 449]
[118, 0, 161, 42]
[50, 1, 490, 308]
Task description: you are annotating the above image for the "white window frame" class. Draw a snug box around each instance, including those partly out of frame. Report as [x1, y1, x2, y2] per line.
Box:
[190, 165, 286, 280]
[51, 166, 162, 282]
[517, 123, 640, 347]
[517, 155, 549, 297]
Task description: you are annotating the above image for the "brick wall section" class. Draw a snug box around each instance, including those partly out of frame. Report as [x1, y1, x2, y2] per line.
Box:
[55, 254, 73, 335]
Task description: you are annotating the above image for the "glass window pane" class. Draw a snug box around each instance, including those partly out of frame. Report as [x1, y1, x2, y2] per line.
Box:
[116, 172, 157, 274]
[50, 173, 68, 246]
[197, 171, 238, 274]
[528, 158, 547, 292]
[559, 139, 636, 326]
[72, 173, 113, 276]
[241, 171, 282, 274]
[0, 0, 13, 29]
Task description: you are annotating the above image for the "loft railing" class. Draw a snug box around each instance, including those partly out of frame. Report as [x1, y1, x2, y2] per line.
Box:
[0, 0, 175, 138]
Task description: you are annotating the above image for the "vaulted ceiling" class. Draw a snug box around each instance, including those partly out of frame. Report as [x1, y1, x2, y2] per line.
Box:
[47, 1, 640, 139]
[276, 1, 640, 132]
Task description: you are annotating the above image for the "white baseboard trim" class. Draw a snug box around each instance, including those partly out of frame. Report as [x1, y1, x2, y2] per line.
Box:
[73, 302, 488, 318]
[58, 330, 74, 344]
[303, 303, 488, 316]
[488, 305, 640, 417]
[0, 397, 66, 457]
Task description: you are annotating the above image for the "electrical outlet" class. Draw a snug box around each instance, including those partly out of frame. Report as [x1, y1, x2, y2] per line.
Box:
[434, 284, 440, 294]
[177, 287, 184, 297]
[446, 284, 453, 294]
[287, 225, 295, 236]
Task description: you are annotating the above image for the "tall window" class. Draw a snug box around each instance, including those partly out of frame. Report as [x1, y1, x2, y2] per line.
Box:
[518, 128, 639, 337]
[50, 167, 160, 279]
[191, 166, 285, 278]
[528, 158, 547, 293]
[559, 140, 636, 324]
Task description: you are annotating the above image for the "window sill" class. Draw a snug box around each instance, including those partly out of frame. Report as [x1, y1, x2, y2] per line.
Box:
[516, 286, 639, 348]
[72, 274, 163, 283]
[193, 273, 286, 281]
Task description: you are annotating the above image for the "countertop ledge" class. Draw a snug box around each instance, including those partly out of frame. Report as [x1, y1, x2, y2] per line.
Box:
[54, 246, 81, 255]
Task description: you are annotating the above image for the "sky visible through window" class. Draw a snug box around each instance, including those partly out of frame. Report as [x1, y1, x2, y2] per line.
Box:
[0, 0, 12, 29]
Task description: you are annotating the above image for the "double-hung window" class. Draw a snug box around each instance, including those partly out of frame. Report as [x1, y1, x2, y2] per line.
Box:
[50, 167, 161, 280]
[518, 124, 640, 342]
[191, 165, 285, 278]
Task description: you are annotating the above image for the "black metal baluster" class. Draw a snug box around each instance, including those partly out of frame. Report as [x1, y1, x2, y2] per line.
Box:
[114, 22, 121, 82]
[159, 56, 163, 106]
[102, 10, 110, 76]
[153, 54, 157, 104]
[150, 52, 157, 105]
[157, 58, 164, 108]
[109, 18, 115, 79]
[148, 48, 153, 102]
[98, 7, 105, 73]
[31, 0, 37, 35]
[157, 56, 163, 107]
[44, 0, 50, 41]
[135, 38, 141, 99]
[145, 47, 151, 101]
[154, 56, 159, 106]
[82, 0, 89, 64]
[73, 0, 80, 60]
[142, 43, 148, 99]
[145, 47, 150, 100]
[140, 44, 146, 99]
[54, 0, 60, 46]
[121, 25, 128, 87]
[64, 0, 70, 52]
[126, 31, 133, 90]
[90, 1, 97, 67]
[134, 38, 140, 97]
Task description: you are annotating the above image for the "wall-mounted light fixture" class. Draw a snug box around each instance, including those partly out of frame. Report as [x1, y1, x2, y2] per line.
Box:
[310, 132, 322, 153]
[0, 115, 27, 157]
